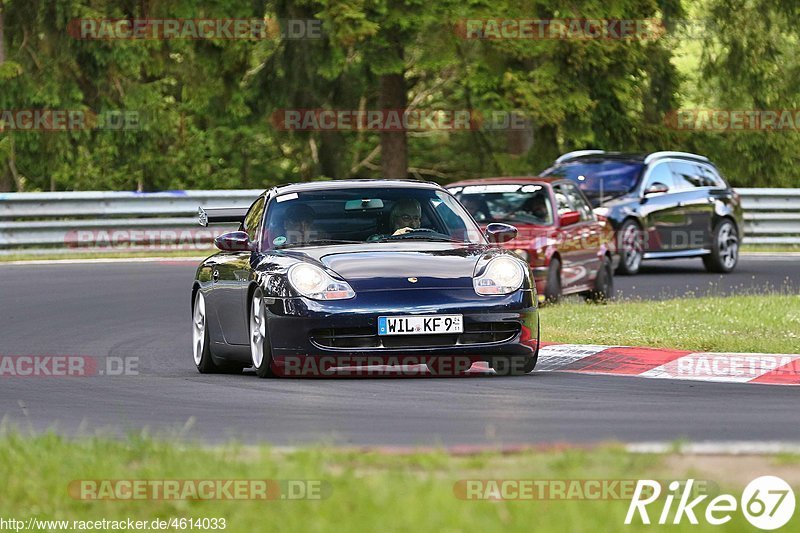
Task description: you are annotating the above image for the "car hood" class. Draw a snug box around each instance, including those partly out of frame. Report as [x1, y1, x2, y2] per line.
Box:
[298, 242, 493, 291]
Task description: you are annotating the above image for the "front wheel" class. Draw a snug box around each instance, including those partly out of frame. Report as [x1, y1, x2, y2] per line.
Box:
[543, 257, 562, 303]
[249, 287, 275, 378]
[616, 220, 643, 275]
[193, 291, 241, 374]
[490, 355, 537, 376]
[586, 255, 615, 303]
[490, 319, 540, 376]
[703, 219, 739, 273]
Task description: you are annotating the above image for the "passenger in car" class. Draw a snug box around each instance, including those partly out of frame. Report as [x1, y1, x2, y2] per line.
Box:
[283, 204, 319, 244]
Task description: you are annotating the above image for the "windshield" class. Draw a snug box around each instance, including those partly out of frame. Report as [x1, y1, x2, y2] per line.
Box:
[262, 187, 484, 249]
[542, 160, 644, 199]
[450, 183, 554, 226]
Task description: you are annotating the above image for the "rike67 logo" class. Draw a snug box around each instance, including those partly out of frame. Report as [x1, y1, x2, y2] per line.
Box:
[626, 476, 795, 530]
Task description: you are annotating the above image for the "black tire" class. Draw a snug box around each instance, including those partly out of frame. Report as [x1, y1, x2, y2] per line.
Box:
[616, 219, 643, 275]
[193, 293, 217, 374]
[544, 257, 562, 303]
[490, 318, 540, 376]
[490, 355, 537, 376]
[703, 219, 739, 273]
[587, 255, 615, 303]
[193, 291, 242, 374]
[249, 287, 276, 378]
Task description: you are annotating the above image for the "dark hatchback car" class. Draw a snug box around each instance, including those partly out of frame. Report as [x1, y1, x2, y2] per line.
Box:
[192, 180, 539, 377]
[541, 150, 744, 275]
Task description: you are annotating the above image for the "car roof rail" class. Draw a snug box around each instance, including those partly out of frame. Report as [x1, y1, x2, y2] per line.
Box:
[644, 151, 709, 164]
[555, 150, 606, 164]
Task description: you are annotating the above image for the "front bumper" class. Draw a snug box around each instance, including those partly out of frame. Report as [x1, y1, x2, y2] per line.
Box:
[264, 288, 538, 364]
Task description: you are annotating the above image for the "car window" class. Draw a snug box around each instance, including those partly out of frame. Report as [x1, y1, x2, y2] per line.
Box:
[560, 182, 594, 221]
[451, 183, 554, 226]
[243, 196, 266, 243]
[644, 162, 676, 191]
[542, 160, 644, 198]
[552, 184, 574, 216]
[261, 188, 483, 249]
[699, 164, 724, 188]
[669, 161, 707, 190]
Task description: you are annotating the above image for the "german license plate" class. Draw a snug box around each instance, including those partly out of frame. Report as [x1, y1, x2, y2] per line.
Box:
[378, 315, 463, 336]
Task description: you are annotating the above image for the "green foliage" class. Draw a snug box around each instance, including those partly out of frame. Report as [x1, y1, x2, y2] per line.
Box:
[0, 0, 796, 191]
[684, 0, 800, 187]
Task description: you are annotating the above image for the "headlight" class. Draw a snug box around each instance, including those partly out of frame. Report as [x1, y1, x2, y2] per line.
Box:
[474, 256, 526, 295]
[288, 263, 355, 300]
[593, 207, 609, 217]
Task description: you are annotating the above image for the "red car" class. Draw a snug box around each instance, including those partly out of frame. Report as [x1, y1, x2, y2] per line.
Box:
[448, 177, 617, 302]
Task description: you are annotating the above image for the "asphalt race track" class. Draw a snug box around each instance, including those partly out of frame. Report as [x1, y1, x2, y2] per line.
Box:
[1, 255, 798, 445]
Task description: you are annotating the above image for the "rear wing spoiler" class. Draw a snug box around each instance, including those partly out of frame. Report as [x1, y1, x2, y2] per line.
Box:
[198, 206, 248, 227]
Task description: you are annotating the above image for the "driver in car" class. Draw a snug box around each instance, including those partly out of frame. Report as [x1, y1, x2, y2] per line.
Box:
[367, 198, 424, 242]
[390, 198, 423, 236]
[519, 193, 551, 224]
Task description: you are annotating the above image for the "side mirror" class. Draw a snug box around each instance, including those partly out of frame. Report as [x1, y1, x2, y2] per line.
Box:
[559, 211, 581, 227]
[485, 223, 518, 243]
[644, 182, 669, 196]
[214, 231, 252, 252]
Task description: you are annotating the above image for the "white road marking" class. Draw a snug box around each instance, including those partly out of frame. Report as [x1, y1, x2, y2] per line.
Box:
[627, 441, 800, 455]
[536, 344, 615, 371]
[640, 353, 800, 383]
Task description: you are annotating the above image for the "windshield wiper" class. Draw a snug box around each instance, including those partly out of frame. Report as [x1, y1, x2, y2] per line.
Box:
[377, 234, 463, 243]
[279, 239, 361, 248]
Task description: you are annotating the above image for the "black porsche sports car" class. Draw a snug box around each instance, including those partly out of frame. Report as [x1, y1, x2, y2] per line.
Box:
[191, 180, 540, 378]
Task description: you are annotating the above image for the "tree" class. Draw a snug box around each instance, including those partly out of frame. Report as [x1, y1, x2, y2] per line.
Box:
[687, 0, 800, 187]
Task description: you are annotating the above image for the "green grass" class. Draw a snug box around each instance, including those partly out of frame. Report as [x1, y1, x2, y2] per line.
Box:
[541, 294, 800, 353]
[0, 432, 792, 532]
[741, 244, 800, 254]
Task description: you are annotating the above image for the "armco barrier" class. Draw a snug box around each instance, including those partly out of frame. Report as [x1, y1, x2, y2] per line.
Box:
[0, 190, 261, 252]
[0, 188, 797, 252]
[738, 188, 800, 245]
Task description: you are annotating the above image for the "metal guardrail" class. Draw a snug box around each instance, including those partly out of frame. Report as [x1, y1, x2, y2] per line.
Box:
[0, 188, 797, 253]
[739, 188, 800, 245]
[0, 190, 262, 253]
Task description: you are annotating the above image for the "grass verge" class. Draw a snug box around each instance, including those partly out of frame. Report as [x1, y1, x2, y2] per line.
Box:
[1, 432, 798, 532]
[541, 294, 800, 354]
[741, 244, 800, 253]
